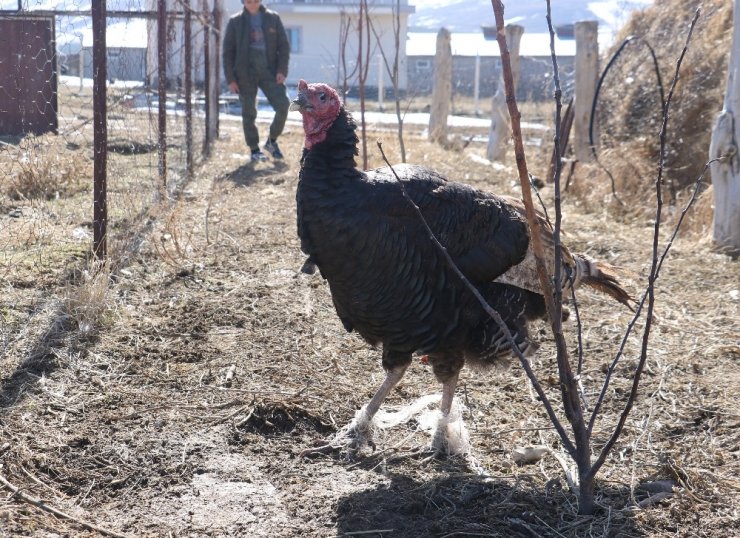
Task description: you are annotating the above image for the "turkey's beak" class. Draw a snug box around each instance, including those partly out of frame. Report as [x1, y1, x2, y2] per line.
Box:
[290, 93, 311, 112]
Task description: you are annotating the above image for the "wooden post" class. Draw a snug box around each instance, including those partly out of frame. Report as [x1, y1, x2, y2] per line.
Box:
[709, 0, 740, 253]
[78, 35, 84, 92]
[428, 27, 451, 144]
[474, 53, 480, 116]
[487, 24, 523, 161]
[377, 54, 384, 111]
[574, 20, 599, 163]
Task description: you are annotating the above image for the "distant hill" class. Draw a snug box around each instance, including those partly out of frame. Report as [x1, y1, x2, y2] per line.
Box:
[409, 0, 654, 44]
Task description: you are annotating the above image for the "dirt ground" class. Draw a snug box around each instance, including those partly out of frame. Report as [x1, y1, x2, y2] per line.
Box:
[0, 115, 738, 537]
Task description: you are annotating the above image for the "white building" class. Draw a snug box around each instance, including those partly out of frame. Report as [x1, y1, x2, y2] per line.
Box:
[146, 0, 415, 92]
[406, 29, 576, 99]
[78, 18, 148, 82]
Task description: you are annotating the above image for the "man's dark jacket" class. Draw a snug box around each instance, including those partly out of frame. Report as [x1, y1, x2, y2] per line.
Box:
[222, 5, 290, 84]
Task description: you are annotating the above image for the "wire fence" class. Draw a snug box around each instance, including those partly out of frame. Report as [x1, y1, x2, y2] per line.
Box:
[0, 0, 221, 283]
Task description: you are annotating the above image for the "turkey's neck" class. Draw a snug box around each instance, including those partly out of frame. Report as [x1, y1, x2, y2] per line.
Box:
[301, 108, 360, 175]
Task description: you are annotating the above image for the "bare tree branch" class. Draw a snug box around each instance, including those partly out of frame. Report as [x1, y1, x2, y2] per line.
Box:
[368, 0, 407, 162]
[491, 0, 587, 459]
[586, 8, 702, 483]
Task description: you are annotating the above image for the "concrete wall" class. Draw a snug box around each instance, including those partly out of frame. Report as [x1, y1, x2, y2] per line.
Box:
[277, 9, 410, 91]
[407, 55, 575, 101]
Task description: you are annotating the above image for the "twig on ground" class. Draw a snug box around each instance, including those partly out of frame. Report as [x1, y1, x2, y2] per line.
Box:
[0, 472, 130, 538]
[20, 465, 67, 500]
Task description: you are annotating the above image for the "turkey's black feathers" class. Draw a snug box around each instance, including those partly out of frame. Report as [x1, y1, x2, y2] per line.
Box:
[297, 108, 542, 363]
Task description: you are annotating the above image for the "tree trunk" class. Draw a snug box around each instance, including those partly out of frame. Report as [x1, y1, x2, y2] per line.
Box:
[429, 28, 451, 144]
[487, 24, 523, 161]
[578, 470, 596, 515]
[709, 0, 740, 253]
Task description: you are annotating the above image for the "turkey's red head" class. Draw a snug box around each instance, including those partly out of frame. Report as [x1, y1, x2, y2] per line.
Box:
[290, 80, 341, 149]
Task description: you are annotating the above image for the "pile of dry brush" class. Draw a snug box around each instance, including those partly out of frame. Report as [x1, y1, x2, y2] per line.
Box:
[572, 0, 730, 233]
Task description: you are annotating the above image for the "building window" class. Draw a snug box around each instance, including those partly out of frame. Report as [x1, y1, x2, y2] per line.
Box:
[286, 27, 301, 54]
[416, 59, 431, 71]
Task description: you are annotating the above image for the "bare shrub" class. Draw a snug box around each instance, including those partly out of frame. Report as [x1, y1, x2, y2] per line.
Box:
[61, 260, 112, 337]
[2, 135, 89, 201]
[151, 203, 197, 269]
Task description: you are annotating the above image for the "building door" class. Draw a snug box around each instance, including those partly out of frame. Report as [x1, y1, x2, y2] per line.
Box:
[0, 16, 58, 136]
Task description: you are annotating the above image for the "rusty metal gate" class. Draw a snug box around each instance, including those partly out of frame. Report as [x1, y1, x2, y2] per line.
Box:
[0, 16, 58, 136]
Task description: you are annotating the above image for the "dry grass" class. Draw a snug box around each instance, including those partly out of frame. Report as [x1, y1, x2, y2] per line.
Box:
[60, 260, 113, 337]
[0, 134, 90, 201]
[0, 112, 737, 536]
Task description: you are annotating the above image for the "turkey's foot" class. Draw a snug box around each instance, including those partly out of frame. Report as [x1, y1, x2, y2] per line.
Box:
[418, 433, 486, 475]
[301, 419, 375, 459]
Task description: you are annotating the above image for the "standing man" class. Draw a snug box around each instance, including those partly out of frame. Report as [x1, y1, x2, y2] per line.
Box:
[223, 0, 290, 162]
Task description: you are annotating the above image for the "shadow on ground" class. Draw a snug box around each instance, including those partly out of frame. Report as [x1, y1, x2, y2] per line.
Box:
[335, 471, 643, 537]
[0, 310, 74, 408]
[220, 161, 289, 188]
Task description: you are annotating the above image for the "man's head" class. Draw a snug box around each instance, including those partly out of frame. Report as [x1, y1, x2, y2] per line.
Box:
[243, 0, 261, 15]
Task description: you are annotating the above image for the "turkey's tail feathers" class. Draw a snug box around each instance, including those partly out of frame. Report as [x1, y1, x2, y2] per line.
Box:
[573, 255, 634, 310]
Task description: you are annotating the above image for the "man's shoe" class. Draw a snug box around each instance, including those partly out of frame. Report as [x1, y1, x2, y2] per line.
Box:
[251, 150, 267, 162]
[264, 139, 284, 160]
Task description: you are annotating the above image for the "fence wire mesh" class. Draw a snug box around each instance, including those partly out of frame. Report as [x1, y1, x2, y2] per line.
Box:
[1, 0, 217, 287]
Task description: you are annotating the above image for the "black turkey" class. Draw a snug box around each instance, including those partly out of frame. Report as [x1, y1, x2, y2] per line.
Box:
[292, 80, 631, 456]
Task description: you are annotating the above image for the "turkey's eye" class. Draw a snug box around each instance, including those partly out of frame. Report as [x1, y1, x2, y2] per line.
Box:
[318, 92, 326, 102]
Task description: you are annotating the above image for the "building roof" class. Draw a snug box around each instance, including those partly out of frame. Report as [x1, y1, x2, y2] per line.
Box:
[80, 18, 147, 49]
[406, 31, 576, 58]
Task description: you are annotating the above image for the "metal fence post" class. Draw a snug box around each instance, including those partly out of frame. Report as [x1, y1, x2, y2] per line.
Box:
[158, 0, 168, 190]
[184, 0, 193, 177]
[92, 0, 107, 259]
[202, 0, 212, 156]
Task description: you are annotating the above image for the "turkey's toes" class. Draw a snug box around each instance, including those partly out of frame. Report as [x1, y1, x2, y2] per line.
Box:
[430, 427, 449, 456]
[300, 442, 338, 458]
[301, 421, 374, 459]
[339, 421, 374, 452]
[419, 436, 486, 475]
[461, 453, 487, 476]
[416, 430, 450, 464]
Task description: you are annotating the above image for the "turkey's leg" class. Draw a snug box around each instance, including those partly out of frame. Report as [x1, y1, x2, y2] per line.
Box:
[430, 371, 459, 453]
[301, 364, 408, 457]
[354, 364, 408, 431]
[439, 372, 458, 416]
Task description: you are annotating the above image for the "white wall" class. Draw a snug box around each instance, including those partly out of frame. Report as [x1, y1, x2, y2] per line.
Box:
[145, 1, 413, 91]
[222, 1, 411, 90]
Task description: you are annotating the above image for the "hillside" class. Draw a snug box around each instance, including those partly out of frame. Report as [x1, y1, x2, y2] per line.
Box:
[410, 0, 654, 43]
